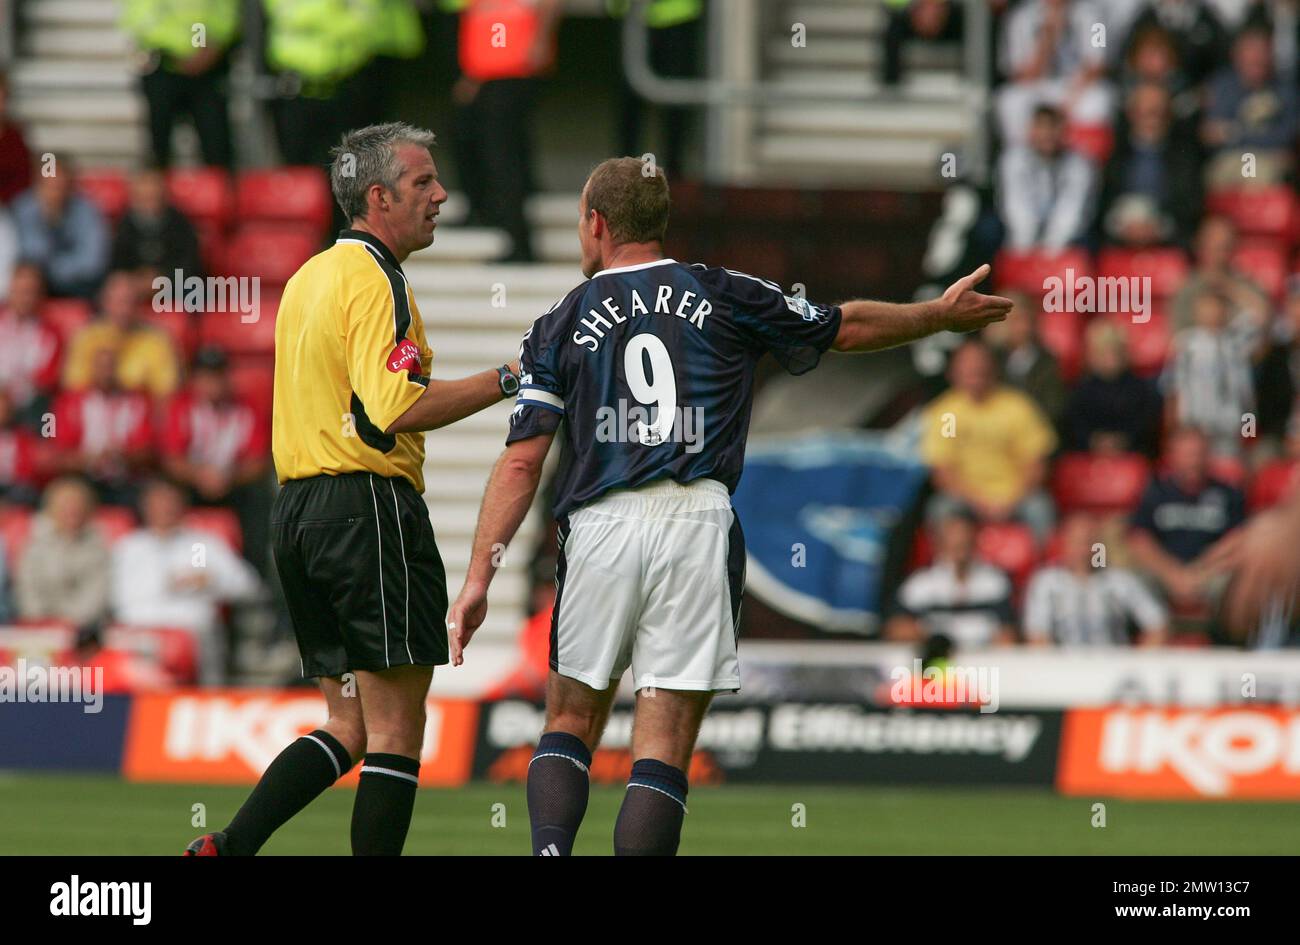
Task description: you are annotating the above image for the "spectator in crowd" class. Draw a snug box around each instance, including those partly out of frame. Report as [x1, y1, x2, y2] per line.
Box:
[263, 0, 382, 168]
[611, 0, 703, 177]
[453, 0, 562, 262]
[1023, 510, 1168, 645]
[64, 271, 179, 400]
[0, 390, 39, 505]
[1162, 286, 1256, 455]
[0, 263, 62, 426]
[1119, 25, 1200, 122]
[1202, 24, 1299, 186]
[50, 346, 156, 506]
[111, 477, 261, 684]
[0, 203, 16, 299]
[1098, 82, 1204, 249]
[1171, 214, 1270, 331]
[995, 0, 1112, 145]
[160, 348, 272, 573]
[0, 543, 11, 624]
[981, 290, 1067, 427]
[0, 70, 33, 206]
[921, 339, 1058, 543]
[882, 0, 964, 89]
[1252, 278, 1300, 443]
[886, 509, 1017, 648]
[1245, 0, 1300, 77]
[15, 476, 112, 628]
[10, 156, 111, 299]
[1063, 319, 1163, 456]
[1129, 425, 1247, 610]
[120, 0, 239, 168]
[110, 167, 205, 286]
[997, 104, 1097, 253]
[1120, 0, 1228, 85]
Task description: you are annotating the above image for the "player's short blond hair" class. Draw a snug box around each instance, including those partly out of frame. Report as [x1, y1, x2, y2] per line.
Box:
[583, 157, 670, 245]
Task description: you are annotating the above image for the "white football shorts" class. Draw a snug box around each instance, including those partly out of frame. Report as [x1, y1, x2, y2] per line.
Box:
[551, 477, 745, 693]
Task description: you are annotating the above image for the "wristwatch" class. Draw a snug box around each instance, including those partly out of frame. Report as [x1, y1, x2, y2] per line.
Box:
[497, 364, 520, 398]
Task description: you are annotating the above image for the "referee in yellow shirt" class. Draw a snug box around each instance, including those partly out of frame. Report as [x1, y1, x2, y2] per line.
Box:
[186, 122, 521, 857]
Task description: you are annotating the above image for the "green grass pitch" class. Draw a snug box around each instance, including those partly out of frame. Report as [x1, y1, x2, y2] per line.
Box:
[0, 772, 1293, 855]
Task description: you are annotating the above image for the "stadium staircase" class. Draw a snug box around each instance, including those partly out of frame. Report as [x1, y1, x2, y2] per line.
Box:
[6, 0, 580, 655]
[744, 0, 980, 189]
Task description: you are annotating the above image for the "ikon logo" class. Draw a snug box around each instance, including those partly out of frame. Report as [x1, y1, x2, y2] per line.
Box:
[1059, 708, 1300, 799]
[123, 690, 478, 785]
[387, 339, 421, 373]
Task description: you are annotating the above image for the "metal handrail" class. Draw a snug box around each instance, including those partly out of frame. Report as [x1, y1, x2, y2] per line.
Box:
[620, 0, 992, 181]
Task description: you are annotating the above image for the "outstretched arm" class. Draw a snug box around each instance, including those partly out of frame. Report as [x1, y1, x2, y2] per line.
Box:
[447, 431, 556, 664]
[831, 264, 1013, 352]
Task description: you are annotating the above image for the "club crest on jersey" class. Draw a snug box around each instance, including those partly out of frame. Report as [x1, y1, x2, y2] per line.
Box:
[386, 338, 421, 373]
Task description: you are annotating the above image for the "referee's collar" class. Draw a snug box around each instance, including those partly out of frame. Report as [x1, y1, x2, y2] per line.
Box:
[337, 229, 404, 272]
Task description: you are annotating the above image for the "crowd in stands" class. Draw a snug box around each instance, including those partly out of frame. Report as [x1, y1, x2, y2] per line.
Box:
[887, 0, 1300, 649]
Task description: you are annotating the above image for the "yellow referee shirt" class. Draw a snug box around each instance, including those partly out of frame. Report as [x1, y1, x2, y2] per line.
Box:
[273, 229, 432, 492]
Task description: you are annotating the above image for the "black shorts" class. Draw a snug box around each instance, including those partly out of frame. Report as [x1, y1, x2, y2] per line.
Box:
[271, 472, 448, 677]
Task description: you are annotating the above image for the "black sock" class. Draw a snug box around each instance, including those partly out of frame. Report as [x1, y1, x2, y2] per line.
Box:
[223, 729, 354, 856]
[351, 753, 421, 856]
[614, 758, 688, 856]
[527, 732, 591, 856]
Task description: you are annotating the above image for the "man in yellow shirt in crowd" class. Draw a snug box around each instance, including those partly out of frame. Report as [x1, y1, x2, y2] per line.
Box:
[63, 270, 179, 399]
[921, 338, 1057, 543]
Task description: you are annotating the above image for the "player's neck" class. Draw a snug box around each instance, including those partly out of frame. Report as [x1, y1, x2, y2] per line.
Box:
[599, 242, 664, 273]
[350, 219, 407, 264]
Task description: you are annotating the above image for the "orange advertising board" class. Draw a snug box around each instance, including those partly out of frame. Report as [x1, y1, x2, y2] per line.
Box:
[1058, 707, 1300, 799]
[123, 690, 477, 786]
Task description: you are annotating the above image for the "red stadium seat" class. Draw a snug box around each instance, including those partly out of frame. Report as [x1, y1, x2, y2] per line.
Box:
[229, 355, 274, 417]
[184, 507, 243, 552]
[1037, 308, 1083, 382]
[94, 507, 138, 545]
[994, 248, 1094, 296]
[77, 169, 129, 221]
[199, 289, 280, 355]
[1052, 452, 1151, 514]
[1249, 459, 1300, 511]
[1206, 186, 1297, 239]
[1096, 247, 1189, 301]
[40, 298, 93, 342]
[1065, 123, 1114, 164]
[1232, 238, 1287, 300]
[236, 167, 332, 235]
[166, 167, 234, 230]
[975, 522, 1038, 587]
[1102, 306, 1171, 377]
[220, 223, 318, 286]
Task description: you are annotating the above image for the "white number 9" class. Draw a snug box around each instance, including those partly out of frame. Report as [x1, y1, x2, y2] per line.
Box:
[624, 334, 676, 446]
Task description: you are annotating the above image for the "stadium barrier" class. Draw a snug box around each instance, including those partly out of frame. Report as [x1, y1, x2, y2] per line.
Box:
[5, 680, 1300, 799]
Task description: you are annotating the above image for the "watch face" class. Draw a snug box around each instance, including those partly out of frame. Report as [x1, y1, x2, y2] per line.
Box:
[501, 371, 520, 395]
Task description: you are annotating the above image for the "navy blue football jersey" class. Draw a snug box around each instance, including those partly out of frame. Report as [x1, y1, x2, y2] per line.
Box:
[506, 258, 842, 517]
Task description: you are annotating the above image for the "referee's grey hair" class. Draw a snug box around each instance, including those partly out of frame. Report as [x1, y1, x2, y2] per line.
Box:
[329, 122, 437, 222]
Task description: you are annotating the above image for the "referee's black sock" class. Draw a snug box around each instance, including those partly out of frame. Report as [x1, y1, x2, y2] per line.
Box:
[222, 729, 354, 856]
[613, 758, 688, 856]
[527, 731, 591, 856]
[351, 753, 421, 855]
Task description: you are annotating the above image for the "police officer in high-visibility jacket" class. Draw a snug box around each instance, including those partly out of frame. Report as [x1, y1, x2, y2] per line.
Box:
[120, 0, 240, 168]
[262, 0, 383, 167]
[607, 0, 702, 179]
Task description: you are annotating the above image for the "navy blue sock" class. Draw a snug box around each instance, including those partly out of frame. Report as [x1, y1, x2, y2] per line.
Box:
[527, 732, 592, 856]
[614, 758, 688, 856]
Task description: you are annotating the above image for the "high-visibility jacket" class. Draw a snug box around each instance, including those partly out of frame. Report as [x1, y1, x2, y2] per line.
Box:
[374, 0, 426, 59]
[121, 0, 241, 61]
[459, 0, 552, 82]
[606, 0, 702, 29]
[263, 0, 381, 87]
